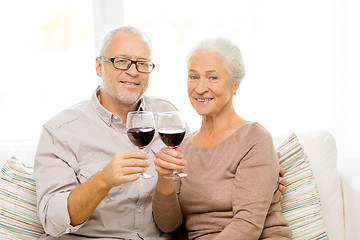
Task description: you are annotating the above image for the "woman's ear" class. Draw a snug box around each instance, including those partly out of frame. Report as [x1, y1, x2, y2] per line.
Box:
[233, 83, 240, 96]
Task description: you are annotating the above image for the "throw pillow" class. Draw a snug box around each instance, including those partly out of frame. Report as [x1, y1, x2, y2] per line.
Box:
[277, 133, 328, 240]
[0, 156, 44, 239]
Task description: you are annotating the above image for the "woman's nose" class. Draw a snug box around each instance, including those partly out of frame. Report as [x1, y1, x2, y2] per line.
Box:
[195, 78, 209, 94]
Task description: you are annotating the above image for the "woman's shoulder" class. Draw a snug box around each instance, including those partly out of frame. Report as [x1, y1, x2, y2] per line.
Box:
[239, 121, 273, 143]
[243, 121, 270, 134]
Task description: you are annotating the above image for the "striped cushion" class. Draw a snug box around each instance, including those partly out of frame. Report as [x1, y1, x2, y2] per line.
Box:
[0, 157, 44, 239]
[277, 133, 328, 240]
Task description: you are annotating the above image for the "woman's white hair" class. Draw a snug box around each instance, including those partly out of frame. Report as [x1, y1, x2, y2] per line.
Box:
[97, 25, 153, 58]
[186, 37, 246, 85]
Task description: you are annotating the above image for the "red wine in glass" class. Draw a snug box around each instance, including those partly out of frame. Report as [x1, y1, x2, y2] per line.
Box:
[126, 111, 155, 179]
[158, 129, 185, 149]
[158, 111, 188, 179]
[127, 127, 155, 149]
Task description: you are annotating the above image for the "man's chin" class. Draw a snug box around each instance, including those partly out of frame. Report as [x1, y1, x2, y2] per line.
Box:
[116, 93, 142, 106]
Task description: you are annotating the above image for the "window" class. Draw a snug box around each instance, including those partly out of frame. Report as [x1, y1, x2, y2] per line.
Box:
[2, 0, 359, 159]
[120, 0, 359, 158]
[0, 0, 94, 140]
[123, 1, 258, 131]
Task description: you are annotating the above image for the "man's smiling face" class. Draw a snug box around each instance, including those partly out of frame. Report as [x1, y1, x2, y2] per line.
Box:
[97, 31, 152, 106]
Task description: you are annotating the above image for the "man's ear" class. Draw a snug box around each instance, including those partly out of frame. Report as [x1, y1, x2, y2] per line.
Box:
[95, 57, 103, 77]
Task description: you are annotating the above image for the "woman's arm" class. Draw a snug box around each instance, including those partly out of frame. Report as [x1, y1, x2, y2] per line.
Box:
[152, 147, 185, 233]
[214, 131, 280, 239]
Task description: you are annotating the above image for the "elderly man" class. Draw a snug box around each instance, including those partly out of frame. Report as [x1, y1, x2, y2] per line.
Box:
[35, 26, 176, 239]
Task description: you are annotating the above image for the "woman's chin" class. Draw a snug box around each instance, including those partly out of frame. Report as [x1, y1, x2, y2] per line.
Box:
[195, 109, 210, 117]
[191, 103, 212, 117]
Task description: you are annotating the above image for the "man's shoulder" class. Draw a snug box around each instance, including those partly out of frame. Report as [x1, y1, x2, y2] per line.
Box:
[143, 95, 178, 112]
[143, 95, 174, 105]
[44, 100, 91, 130]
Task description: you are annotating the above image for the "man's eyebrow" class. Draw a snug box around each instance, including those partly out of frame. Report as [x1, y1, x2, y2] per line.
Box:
[113, 54, 150, 61]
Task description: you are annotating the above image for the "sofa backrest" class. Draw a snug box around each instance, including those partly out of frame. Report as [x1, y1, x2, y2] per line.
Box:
[0, 140, 38, 168]
[274, 131, 345, 240]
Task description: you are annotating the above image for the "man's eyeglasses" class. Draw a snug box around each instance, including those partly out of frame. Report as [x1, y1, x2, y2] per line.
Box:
[100, 56, 155, 73]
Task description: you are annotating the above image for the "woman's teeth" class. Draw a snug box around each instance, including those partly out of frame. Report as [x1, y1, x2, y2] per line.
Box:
[197, 98, 212, 102]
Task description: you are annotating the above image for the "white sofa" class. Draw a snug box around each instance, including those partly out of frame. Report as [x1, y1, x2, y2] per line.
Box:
[0, 131, 359, 239]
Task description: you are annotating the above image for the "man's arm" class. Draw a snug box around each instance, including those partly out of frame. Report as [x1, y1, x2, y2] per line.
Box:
[35, 126, 149, 236]
[67, 171, 111, 225]
[67, 151, 149, 226]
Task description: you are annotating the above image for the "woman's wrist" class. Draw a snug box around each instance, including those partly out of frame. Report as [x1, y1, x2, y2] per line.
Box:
[156, 177, 175, 195]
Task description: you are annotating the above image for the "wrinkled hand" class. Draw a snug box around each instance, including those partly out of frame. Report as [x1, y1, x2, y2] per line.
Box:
[277, 152, 287, 200]
[278, 167, 287, 200]
[100, 150, 150, 187]
[154, 147, 186, 178]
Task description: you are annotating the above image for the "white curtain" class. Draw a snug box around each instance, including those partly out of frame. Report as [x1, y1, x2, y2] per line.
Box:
[91, 0, 359, 159]
[1, 0, 358, 160]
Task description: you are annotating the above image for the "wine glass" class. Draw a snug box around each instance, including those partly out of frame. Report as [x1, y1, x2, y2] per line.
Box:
[157, 111, 187, 179]
[126, 111, 155, 179]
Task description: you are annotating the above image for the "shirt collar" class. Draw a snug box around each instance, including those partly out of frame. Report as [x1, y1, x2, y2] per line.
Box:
[138, 95, 146, 111]
[91, 86, 146, 127]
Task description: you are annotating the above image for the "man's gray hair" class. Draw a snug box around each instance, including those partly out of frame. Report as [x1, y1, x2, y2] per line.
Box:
[97, 25, 153, 58]
[186, 37, 246, 85]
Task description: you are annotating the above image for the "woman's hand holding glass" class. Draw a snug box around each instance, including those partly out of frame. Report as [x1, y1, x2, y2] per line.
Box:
[157, 111, 187, 179]
[154, 147, 186, 179]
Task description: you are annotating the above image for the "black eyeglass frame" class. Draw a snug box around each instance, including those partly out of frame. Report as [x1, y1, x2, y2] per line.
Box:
[100, 56, 155, 73]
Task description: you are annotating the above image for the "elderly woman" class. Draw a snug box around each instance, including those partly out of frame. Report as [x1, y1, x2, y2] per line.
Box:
[152, 38, 292, 240]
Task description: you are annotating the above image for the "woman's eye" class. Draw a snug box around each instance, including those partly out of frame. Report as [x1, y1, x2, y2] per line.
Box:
[209, 76, 218, 80]
[189, 76, 199, 80]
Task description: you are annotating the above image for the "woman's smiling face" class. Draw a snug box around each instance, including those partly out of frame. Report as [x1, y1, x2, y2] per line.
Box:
[187, 50, 239, 117]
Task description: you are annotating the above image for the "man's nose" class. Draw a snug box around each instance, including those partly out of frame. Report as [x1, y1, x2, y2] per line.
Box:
[126, 62, 139, 76]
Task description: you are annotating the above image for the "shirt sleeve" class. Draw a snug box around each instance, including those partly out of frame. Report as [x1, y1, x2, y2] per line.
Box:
[34, 124, 86, 237]
[214, 130, 280, 240]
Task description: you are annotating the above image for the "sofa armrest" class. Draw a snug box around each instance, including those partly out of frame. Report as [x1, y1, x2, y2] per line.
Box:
[338, 158, 360, 240]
